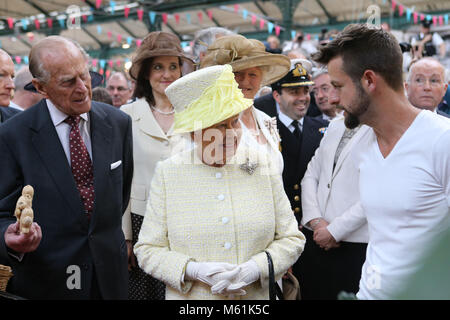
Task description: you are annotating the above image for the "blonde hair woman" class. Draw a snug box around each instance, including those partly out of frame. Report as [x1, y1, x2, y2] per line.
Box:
[200, 34, 291, 174]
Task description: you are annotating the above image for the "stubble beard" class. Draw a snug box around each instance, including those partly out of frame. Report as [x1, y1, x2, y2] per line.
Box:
[344, 84, 370, 129]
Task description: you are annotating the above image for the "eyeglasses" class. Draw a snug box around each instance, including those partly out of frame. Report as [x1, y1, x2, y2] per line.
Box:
[106, 86, 129, 92]
[411, 77, 444, 87]
[311, 85, 331, 95]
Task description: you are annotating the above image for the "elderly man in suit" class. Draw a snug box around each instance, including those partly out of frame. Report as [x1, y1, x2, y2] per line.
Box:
[0, 36, 133, 299]
[0, 49, 20, 123]
[299, 85, 371, 299]
[405, 57, 449, 118]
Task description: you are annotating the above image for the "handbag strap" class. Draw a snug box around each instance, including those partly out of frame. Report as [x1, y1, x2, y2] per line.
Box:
[265, 251, 284, 300]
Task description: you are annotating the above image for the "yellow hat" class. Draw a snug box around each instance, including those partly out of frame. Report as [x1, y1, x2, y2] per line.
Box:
[165, 64, 253, 133]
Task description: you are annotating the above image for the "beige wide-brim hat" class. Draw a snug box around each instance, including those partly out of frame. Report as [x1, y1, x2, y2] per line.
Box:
[165, 64, 253, 133]
[129, 31, 194, 80]
[200, 34, 291, 87]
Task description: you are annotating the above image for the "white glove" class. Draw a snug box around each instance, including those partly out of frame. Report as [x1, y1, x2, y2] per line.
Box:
[211, 259, 260, 295]
[184, 261, 241, 287]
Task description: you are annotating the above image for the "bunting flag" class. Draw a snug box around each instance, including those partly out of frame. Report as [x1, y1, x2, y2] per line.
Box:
[137, 9, 144, 21]
[149, 12, 156, 24]
[110, 1, 116, 14]
[23, 56, 29, 64]
[413, 12, 418, 24]
[58, 18, 65, 28]
[234, 4, 239, 13]
[186, 13, 191, 24]
[267, 22, 274, 34]
[392, 0, 397, 11]
[398, 5, 404, 16]
[127, 37, 132, 45]
[242, 9, 248, 20]
[162, 13, 168, 24]
[96, 0, 102, 9]
[117, 34, 122, 42]
[97, 25, 102, 34]
[197, 12, 203, 23]
[439, 15, 443, 25]
[92, 59, 98, 67]
[445, 14, 449, 25]
[7, 17, 14, 29]
[124, 6, 130, 18]
[107, 31, 112, 38]
[21, 19, 28, 30]
[406, 8, 411, 21]
[259, 18, 265, 30]
[291, 30, 296, 40]
[207, 10, 213, 20]
[34, 19, 40, 30]
[432, 15, 437, 26]
[82, 15, 87, 23]
[15, 56, 21, 64]
[175, 13, 180, 24]
[251, 14, 256, 25]
[275, 25, 281, 36]
[136, 39, 142, 47]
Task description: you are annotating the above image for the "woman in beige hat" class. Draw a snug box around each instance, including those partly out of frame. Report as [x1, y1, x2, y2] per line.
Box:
[200, 34, 291, 174]
[121, 31, 194, 300]
[134, 64, 305, 300]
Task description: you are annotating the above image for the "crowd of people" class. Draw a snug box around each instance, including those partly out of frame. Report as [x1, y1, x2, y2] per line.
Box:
[0, 21, 448, 301]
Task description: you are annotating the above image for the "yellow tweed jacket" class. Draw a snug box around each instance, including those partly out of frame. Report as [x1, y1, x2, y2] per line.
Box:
[134, 146, 305, 300]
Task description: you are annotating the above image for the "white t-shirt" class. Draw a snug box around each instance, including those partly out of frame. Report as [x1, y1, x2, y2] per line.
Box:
[356, 110, 450, 300]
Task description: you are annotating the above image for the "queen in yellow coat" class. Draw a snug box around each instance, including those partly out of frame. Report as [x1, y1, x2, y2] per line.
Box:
[134, 65, 305, 300]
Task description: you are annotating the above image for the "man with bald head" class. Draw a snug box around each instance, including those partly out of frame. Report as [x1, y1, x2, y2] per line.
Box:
[405, 57, 449, 118]
[0, 49, 20, 123]
[106, 72, 132, 108]
[0, 36, 133, 299]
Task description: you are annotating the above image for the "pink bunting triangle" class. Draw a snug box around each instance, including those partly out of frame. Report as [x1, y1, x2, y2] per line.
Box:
[95, 0, 102, 9]
[251, 15, 256, 25]
[439, 15, 443, 25]
[34, 19, 40, 30]
[136, 39, 142, 47]
[207, 10, 213, 20]
[108, 60, 114, 68]
[259, 18, 265, 30]
[432, 16, 437, 26]
[124, 7, 130, 18]
[275, 25, 281, 36]
[107, 31, 112, 38]
[391, 0, 397, 11]
[398, 5, 403, 16]
[162, 13, 168, 24]
[117, 34, 122, 42]
[234, 4, 239, 13]
[137, 9, 144, 21]
[15, 56, 21, 64]
[197, 12, 203, 23]
[413, 12, 418, 24]
[7, 17, 14, 29]
[175, 13, 180, 24]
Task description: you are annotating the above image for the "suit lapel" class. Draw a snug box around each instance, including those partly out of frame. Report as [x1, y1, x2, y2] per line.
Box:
[89, 103, 112, 230]
[30, 101, 85, 216]
[135, 99, 170, 140]
[332, 124, 369, 178]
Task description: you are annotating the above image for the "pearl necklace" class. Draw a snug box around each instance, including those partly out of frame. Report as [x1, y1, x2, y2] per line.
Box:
[150, 105, 175, 115]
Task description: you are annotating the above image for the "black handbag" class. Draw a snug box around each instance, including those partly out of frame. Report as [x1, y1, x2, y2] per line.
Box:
[265, 251, 301, 300]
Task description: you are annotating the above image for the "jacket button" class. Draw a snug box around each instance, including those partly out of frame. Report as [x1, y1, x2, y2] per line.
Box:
[327, 183, 331, 188]
[293, 184, 299, 190]
[294, 195, 300, 201]
[294, 207, 300, 213]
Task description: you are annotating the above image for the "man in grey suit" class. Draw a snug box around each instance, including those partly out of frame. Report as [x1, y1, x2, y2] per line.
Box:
[405, 57, 450, 118]
[0, 36, 133, 299]
[0, 49, 20, 123]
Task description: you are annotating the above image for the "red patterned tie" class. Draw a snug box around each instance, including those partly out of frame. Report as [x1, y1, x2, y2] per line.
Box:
[65, 115, 95, 217]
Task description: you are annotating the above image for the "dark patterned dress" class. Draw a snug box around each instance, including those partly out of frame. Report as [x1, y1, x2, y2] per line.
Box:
[129, 213, 165, 300]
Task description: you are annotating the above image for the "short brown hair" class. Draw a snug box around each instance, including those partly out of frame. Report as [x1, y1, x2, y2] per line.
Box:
[313, 24, 404, 91]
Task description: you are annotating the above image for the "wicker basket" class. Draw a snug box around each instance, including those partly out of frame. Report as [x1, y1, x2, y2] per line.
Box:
[0, 265, 13, 292]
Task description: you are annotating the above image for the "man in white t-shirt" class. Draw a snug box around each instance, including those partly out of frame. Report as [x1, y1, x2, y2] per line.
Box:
[314, 24, 450, 300]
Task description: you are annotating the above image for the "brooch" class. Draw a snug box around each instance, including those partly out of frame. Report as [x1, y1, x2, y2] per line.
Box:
[318, 127, 327, 134]
[239, 158, 259, 175]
